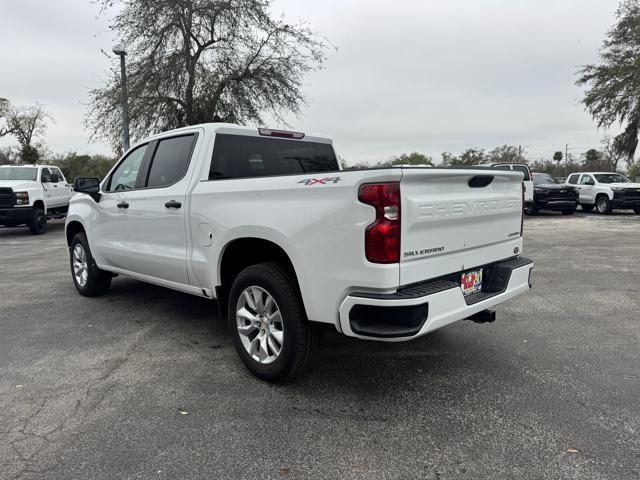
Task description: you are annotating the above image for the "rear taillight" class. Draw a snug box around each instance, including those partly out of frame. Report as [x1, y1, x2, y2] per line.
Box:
[520, 182, 525, 237]
[358, 182, 401, 264]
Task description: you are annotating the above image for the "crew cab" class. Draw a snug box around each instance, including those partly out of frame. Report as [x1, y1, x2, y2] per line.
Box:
[66, 124, 534, 381]
[526, 173, 578, 215]
[566, 172, 640, 215]
[0, 164, 72, 234]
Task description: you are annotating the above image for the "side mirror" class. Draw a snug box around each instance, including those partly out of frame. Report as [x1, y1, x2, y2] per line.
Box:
[50, 173, 59, 183]
[73, 177, 101, 193]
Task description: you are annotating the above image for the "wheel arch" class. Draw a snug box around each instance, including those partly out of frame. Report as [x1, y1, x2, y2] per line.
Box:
[217, 237, 306, 318]
[66, 220, 86, 247]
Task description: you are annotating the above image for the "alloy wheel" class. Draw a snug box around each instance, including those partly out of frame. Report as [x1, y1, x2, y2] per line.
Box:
[73, 244, 88, 287]
[235, 286, 284, 365]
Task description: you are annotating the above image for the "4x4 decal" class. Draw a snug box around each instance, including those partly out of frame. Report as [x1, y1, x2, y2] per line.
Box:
[298, 177, 342, 186]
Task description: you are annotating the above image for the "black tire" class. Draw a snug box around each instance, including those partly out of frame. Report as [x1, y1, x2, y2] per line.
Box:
[561, 209, 576, 215]
[581, 204, 594, 213]
[69, 233, 112, 296]
[227, 262, 321, 382]
[634, 206, 640, 215]
[524, 203, 538, 215]
[595, 196, 612, 215]
[28, 208, 47, 235]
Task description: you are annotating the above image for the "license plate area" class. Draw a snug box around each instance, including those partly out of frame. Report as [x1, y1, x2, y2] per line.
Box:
[461, 269, 483, 296]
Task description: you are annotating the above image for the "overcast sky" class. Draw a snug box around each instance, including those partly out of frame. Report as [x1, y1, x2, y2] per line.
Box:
[0, 0, 623, 165]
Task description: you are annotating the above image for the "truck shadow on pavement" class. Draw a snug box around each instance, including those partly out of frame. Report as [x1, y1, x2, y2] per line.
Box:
[102, 275, 503, 395]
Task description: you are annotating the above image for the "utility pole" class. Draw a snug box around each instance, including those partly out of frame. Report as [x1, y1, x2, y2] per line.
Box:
[112, 44, 130, 152]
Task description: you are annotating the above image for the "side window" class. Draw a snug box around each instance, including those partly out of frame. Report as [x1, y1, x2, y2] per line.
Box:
[567, 174, 579, 185]
[146, 134, 196, 188]
[51, 168, 65, 183]
[491, 164, 512, 171]
[107, 144, 148, 192]
[580, 175, 594, 186]
[40, 168, 52, 183]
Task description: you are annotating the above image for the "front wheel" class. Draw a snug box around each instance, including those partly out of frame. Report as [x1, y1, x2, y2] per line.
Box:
[596, 196, 612, 215]
[70, 233, 112, 296]
[28, 208, 47, 235]
[227, 262, 321, 382]
[524, 203, 538, 215]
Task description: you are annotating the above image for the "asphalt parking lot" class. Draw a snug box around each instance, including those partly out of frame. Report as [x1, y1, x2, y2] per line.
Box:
[1, 212, 639, 480]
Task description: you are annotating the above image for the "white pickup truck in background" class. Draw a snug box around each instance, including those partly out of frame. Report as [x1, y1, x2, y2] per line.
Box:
[566, 171, 640, 214]
[0, 164, 73, 234]
[66, 123, 533, 381]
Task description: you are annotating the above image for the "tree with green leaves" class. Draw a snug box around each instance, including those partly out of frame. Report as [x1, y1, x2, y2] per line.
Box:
[390, 152, 433, 166]
[89, 0, 330, 150]
[553, 151, 563, 163]
[441, 148, 485, 166]
[576, 0, 640, 165]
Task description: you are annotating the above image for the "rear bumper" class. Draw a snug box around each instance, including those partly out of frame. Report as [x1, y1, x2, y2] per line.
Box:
[0, 206, 33, 224]
[338, 257, 533, 341]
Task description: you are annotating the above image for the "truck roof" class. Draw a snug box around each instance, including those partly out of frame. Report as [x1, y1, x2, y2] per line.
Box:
[0, 164, 58, 168]
[141, 123, 333, 146]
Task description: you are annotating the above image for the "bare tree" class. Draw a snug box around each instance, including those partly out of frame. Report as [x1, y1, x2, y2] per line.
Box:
[89, 0, 331, 149]
[600, 136, 625, 171]
[5, 103, 52, 164]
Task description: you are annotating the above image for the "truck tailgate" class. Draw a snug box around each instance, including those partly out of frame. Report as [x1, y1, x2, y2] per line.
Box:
[399, 168, 523, 286]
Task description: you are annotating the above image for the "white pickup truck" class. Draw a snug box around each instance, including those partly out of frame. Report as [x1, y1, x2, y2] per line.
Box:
[566, 172, 640, 214]
[66, 123, 533, 381]
[0, 164, 73, 234]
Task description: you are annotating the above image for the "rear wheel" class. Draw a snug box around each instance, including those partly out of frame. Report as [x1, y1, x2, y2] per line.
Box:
[28, 208, 47, 235]
[70, 233, 112, 296]
[227, 262, 321, 382]
[596, 196, 612, 215]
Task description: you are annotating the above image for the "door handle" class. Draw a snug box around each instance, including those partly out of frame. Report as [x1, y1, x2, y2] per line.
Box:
[117, 202, 129, 209]
[53, 184, 58, 188]
[165, 200, 182, 209]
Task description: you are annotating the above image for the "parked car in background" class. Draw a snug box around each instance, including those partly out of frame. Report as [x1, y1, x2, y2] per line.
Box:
[0, 165, 72, 234]
[66, 123, 533, 381]
[489, 163, 534, 208]
[526, 173, 578, 215]
[566, 172, 640, 215]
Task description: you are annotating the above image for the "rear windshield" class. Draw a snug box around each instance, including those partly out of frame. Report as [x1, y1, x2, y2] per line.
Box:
[0, 167, 38, 181]
[210, 134, 339, 180]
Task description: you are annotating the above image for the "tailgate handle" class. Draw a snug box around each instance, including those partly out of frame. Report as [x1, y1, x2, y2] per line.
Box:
[468, 175, 494, 188]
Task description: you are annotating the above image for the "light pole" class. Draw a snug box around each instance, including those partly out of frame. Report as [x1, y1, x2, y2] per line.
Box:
[112, 44, 130, 152]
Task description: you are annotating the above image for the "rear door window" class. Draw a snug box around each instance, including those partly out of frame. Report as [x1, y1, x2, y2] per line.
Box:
[210, 134, 339, 180]
[146, 134, 197, 188]
[567, 174, 579, 185]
